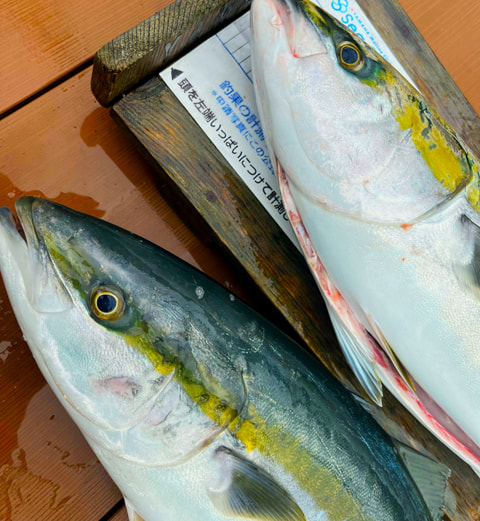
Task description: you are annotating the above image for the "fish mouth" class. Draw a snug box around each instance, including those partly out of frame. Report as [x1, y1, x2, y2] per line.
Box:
[0, 197, 72, 313]
[257, 0, 330, 59]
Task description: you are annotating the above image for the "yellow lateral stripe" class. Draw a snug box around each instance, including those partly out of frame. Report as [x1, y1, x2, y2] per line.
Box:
[126, 329, 370, 520]
[394, 97, 469, 192]
[44, 232, 371, 519]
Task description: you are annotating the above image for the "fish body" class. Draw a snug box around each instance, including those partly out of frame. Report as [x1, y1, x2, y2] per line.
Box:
[250, 0, 480, 474]
[0, 197, 441, 520]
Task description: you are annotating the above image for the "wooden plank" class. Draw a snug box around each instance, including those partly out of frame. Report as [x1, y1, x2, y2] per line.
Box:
[399, 0, 480, 123]
[91, 0, 251, 107]
[0, 0, 170, 116]
[111, 1, 480, 518]
[0, 66, 267, 521]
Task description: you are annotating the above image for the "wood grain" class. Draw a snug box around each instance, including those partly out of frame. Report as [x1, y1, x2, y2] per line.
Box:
[91, 0, 251, 107]
[107, 505, 129, 521]
[0, 0, 170, 116]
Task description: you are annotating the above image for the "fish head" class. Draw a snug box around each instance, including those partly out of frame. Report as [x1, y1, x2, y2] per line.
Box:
[251, 0, 473, 223]
[0, 197, 246, 466]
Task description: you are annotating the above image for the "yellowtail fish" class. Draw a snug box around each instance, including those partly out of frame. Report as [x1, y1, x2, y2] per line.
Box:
[250, 0, 480, 475]
[0, 198, 448, 520]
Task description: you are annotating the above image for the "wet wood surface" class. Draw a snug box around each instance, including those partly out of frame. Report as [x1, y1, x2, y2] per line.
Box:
[0, 1, 479, 521]
[0, 0, 175, 117]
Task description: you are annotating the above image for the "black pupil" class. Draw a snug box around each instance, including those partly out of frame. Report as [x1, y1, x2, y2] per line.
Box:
[97, 294, 117, 314]
[341, 46, 359, 65]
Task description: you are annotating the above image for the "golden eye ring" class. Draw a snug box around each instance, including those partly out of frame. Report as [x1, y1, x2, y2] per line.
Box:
[337, 41, 364, 72]
[91, 286, 125, 321]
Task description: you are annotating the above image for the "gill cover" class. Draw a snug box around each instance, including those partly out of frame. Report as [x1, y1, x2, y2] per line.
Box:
[253, 0, 475, 224]
[19, 198, 247, 467]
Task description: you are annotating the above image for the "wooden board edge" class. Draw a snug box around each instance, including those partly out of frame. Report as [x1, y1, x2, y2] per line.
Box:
[91, 0, 251, 107]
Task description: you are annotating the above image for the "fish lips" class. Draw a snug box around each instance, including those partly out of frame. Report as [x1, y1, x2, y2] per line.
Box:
[13, 197, 72, 313]
[252, 0, 330, 60]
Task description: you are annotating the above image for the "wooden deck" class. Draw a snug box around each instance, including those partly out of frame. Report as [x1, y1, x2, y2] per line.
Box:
[0, 1, 479, 520]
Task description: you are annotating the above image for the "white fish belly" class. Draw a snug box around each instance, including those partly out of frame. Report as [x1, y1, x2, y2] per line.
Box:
[290, 183, 480, 445]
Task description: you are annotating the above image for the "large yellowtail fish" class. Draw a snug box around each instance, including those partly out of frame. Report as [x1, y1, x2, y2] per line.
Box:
[0, 198, 448, 520]
[250, 0, 480, 475]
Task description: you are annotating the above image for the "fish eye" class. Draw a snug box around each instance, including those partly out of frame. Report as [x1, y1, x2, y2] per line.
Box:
[91, 286, 125, 321]
[337, 41, 364, 72]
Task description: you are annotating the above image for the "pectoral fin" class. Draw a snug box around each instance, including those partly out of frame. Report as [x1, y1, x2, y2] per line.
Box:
[326, 301, 383, 406]
[208, 447, 305, 521]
